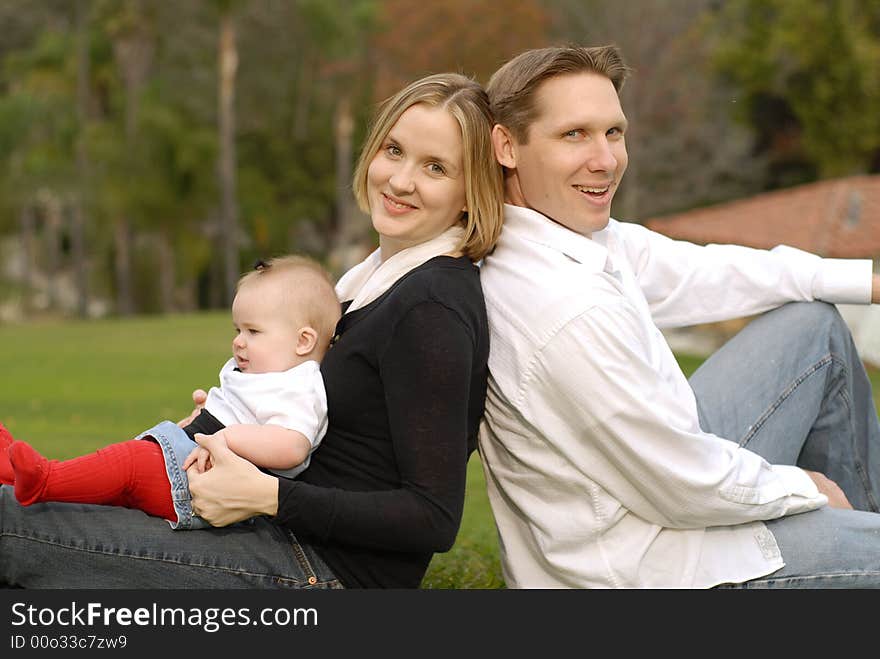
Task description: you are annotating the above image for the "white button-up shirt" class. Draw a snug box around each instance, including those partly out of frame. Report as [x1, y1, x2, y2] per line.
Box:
[478, 204, 873, 588]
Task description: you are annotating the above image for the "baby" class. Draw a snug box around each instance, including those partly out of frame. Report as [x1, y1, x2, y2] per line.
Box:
[0, 255, 341, 529]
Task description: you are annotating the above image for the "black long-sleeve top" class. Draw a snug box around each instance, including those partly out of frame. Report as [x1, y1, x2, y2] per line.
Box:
[274, 255, 489, 588]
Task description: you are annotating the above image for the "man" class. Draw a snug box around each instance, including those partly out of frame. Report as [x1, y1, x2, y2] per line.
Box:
[478, 45, 880, 588]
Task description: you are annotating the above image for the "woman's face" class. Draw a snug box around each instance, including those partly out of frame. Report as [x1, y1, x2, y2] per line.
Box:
[367, 103, 467, 260]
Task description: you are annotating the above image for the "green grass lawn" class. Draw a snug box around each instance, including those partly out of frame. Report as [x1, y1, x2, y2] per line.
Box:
[2, 314, 880, 589]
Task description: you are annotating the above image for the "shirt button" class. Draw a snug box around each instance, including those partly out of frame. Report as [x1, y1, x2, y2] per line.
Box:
[308, 576, 318, 585]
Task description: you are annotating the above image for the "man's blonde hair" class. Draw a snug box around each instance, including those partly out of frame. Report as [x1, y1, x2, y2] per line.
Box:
[352, 73, 504, 262]
[488, 45, 631, 144]
[238, 255, 341, 353]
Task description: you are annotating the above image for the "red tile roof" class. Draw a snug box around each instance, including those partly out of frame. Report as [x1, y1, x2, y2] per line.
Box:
[644, 175, 880, 258]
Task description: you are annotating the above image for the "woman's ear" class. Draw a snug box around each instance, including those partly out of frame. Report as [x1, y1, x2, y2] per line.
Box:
[295, 326, 319, 356]
[491, 124, 517, 169]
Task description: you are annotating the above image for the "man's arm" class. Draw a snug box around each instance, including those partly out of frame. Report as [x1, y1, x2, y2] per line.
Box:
[618, 222, 874, 327]
[872, 273, 880, 304]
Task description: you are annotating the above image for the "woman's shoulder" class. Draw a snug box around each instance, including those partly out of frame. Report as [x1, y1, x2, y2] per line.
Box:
[392, 255, 483, 308]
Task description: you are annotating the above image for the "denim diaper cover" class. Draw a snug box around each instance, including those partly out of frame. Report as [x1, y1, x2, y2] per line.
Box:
[135, 420, 210, 530]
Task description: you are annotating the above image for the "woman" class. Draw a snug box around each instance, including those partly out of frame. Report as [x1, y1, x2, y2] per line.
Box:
[0, 72, 504, 589]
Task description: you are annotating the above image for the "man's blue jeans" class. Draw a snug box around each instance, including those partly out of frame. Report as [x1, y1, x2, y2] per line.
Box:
[690, 302, 880, 587]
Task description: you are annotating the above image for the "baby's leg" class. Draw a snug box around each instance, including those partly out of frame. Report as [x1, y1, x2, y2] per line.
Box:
[9, 439, 177, 521]
[0, 422, 16, 484]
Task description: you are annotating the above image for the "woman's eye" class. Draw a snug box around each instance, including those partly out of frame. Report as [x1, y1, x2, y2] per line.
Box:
[386, 144, 402, 157]
[428, 162, 446, 175]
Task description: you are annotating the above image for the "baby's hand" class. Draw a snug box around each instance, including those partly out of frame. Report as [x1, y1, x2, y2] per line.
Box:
[183, 440, 214, 473]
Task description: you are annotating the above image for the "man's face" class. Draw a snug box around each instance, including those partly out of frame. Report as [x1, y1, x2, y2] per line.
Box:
[500, 72, 628, 237]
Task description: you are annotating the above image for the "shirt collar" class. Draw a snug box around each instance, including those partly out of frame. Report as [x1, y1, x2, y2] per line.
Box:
[502, 204, 612, 273]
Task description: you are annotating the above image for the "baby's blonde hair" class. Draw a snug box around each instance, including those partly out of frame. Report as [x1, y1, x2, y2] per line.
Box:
[238, 255, 341, 356]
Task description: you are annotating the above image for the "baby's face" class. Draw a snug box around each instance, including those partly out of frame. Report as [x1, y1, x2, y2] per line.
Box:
[230, 281, 302, 374]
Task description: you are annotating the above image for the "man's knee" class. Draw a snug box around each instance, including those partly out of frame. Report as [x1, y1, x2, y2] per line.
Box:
[774, 301, 846, 336]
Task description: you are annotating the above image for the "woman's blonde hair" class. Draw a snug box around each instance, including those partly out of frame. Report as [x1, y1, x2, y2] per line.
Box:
[352, 73, 504, 262]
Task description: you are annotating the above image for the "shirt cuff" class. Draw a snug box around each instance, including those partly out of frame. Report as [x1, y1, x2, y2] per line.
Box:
[772, 464, 828, 512]
[813, 258, 873, 304]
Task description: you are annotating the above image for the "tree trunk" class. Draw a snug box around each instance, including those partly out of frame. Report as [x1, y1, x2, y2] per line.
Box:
[72, 0, 90, 317]
[331, 94, 368, 274]
[69, 205, 88, 317]
[114, 217, 133, 315]
[40, 192, 63, 311]
[156, 229, 175, 313]
[294, 51, 314, 141]
[111, 2, 154, 315]
[19, 205, 35, 314]
[218, 12, 239, 306]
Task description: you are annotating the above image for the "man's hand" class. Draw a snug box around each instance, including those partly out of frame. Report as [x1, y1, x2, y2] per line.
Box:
[804, 470, 853, 509]
[177, 389, 208, 428]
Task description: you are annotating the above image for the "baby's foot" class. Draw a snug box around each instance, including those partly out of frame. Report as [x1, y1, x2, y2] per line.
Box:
[8, 442, 50, 505]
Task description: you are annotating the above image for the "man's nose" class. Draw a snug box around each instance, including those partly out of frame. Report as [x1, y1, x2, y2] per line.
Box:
[587, 138, 618, 172]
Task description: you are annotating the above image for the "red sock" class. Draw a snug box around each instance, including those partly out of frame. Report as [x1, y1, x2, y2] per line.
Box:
[0, 423, 15, 485]
[9, 439, 177, 521]
[0, 449, 12, 486]
[0, 422, 13, 449]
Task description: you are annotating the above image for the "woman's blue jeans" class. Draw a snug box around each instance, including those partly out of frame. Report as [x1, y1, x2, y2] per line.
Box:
[689, 302, 880, 588]
[0, 479, 340, 588]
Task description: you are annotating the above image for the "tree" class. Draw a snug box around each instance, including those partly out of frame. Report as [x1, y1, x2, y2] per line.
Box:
[215, 0, 243, 306]
[710, 0, 880, 181]
[104, 0, 156, 315]
[0, 16, 80, 314]
[72, 0, 91, 317]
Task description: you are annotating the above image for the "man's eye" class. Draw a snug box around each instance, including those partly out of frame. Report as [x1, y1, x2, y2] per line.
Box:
[563, 129, 583, 138]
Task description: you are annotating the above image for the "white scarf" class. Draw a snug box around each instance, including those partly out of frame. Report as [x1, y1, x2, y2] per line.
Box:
[335, 225, 465, 313]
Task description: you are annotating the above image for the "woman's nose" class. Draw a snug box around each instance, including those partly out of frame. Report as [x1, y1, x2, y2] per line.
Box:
[388, 167, 415, 195]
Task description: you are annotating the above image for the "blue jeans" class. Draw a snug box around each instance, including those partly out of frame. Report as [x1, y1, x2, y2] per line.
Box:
[135, 420, 212, 530]
[0, 485, 341, 589]
[689, 302, 880, 587]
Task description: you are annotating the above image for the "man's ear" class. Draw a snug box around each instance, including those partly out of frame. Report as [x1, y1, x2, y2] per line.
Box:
[295, 326, 319, 356]
[492, 124, 517, 169]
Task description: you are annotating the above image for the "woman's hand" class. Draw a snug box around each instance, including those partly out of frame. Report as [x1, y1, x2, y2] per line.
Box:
[187, 430, 279, 527]
[177, 389, 208, 428]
